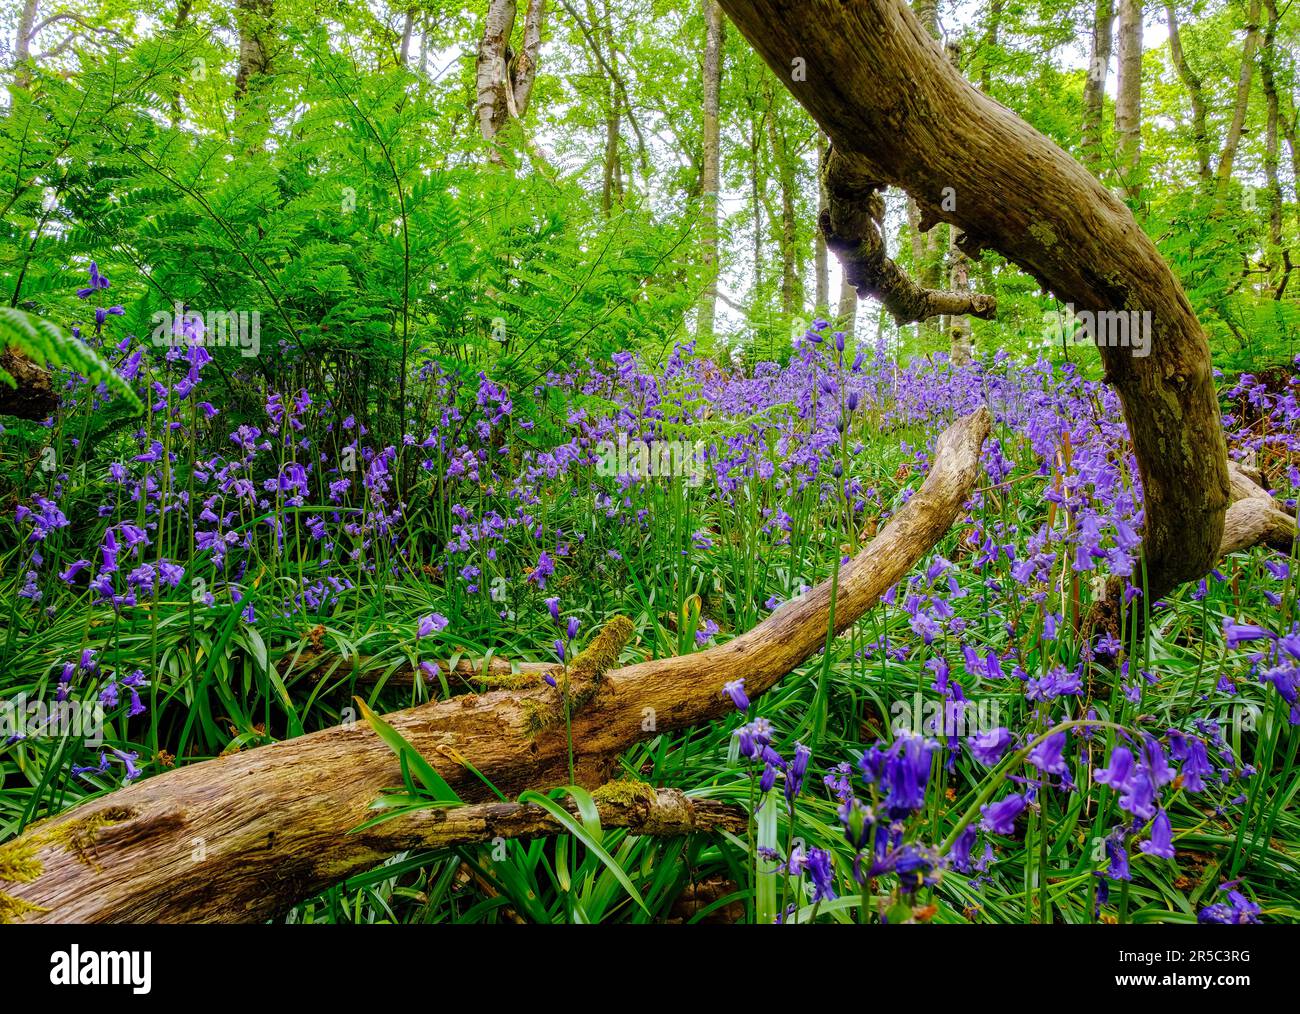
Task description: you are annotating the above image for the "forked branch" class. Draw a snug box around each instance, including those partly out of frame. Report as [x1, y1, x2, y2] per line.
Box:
[820, 147, 996, 325]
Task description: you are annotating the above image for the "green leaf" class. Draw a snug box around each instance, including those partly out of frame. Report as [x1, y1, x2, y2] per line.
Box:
[518, 789, 649, 915]
[354, 696, 461, 806]
[0, 306, 142, 413]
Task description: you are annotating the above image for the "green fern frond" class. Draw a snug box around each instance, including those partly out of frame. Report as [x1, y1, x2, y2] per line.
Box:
[0, 307, 142, 413]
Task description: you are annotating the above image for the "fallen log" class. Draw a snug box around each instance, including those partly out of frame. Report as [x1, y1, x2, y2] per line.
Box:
[1086, 457, 1297, 640]
[1220, 459, 1297, 556]
[0, 408, 991, 923]
[1220, 498, 1297, 556]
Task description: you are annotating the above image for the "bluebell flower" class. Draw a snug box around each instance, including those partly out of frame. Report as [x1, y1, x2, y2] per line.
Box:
[838, 796, 874, 852]
[1138, 809, 1175, 860]
[949, 823, 979, 872]
[806, 847, 837, 901]
[1093, 746, 1135, 790]
[968, 726, 1012, 766]
[785, 742, 811, 803]
[1223, 618, 1273, 648]
[1106, 836, 1131, 880]
[1118, 768, 1157, 821]
[1170, 732, 1214, 792]
[872, 734, 937, 818]
[76, 261, 110, 299]
[722, 678, 749, 711]
[1197, 885, 1261, 924]
[1026, 731, 1069, 775]
[417, 613, 449, 638]
[981, 793, 1027, 834]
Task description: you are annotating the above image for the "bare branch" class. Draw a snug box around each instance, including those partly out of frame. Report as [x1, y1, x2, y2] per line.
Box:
[820, 148, 996, 325]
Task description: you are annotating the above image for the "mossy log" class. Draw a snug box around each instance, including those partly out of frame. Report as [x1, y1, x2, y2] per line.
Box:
[2, 408, 991, 923]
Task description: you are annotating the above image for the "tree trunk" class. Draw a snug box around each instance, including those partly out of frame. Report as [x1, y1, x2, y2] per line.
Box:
[1163, 1, 1211, 182]
[233, 0, 274, 99]
[1259, 0, 1286, 296]
[908, 0, 943, 346]
[511, 0, 547, 119]
[1114, 0, 1143, 201]
[979, 0, 1003, 93]
[945, 40, 972, 364]
[837, 263, 858, 334]
[399, 7, 414, 67]
[1081, 0, 1113, 174]
[1276, 52, 1299, 299]
[749, 103, 764, 333]
[475, 0, 518, 147]
[168, 0, 194, 125]
[1283, 99, 1300, 242]
[602, 100, 622, 214]
[948, 229, 972, 365]
[3, 410, 992, 922]
[821, 154, 996, 326]
[697, 0, 725, 339]
[1214, 0, 1263, 201]
[764, 83, 801, 318]
[13, 0, 39, 79]
[716, 0, 1228, 606]
[815, 133, 831, 313]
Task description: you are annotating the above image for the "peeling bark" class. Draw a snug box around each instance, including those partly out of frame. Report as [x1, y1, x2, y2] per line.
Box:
[1, 788, 746, 924]
[475, 0, 547, 151]
[476, 0, 518, 146]
[511, 0, 546, 119]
